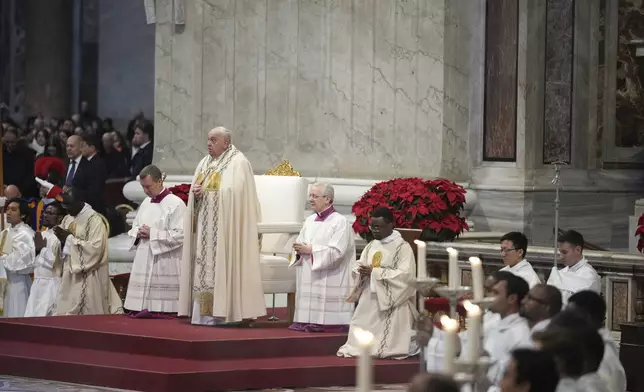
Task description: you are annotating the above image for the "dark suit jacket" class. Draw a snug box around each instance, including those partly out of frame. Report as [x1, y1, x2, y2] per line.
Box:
[68, 155, 107, 214]
[130, 142, 153, 180]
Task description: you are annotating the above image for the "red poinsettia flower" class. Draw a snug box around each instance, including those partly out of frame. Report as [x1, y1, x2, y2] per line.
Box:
[352, 177, 469, 240]
[636, 213, 644, 253]
[168, 183, 191, 205]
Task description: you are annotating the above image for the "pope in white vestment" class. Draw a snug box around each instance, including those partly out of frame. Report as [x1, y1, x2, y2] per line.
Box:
[289, 183, 354, 332]
[338, 208, 418, 359]
[547, 231, 601, 304]
[178, 127, 266, 325]
[125, 166, 186, 315]
[25, 202, 65, 317]
[0, 198, 35, 317]
[55, 188, 123, 315]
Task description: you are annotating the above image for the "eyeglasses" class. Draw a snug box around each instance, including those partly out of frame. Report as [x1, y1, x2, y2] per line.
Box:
[500, 248, 518, 254]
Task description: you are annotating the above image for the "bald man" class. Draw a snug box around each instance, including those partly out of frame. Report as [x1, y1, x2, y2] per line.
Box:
[178, 126, 266, 326]
[65, 135, 84, 188]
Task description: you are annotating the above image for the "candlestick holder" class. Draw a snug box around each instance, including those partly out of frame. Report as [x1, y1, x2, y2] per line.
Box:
[414, 277, 440, 373]
[470, 297, 495, 310]
[434, 286, 471, 319]
[453, 356, 496, 391]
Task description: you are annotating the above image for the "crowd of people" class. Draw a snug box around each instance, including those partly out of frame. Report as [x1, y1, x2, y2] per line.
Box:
[0, 124, 626, 392]
[1, 101, 153, 202]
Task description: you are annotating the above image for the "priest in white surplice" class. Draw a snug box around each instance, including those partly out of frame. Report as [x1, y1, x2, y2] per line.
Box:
[547, 230, 601, 304]
[25, 202, 65, 317]
[288, 183, 355, 333]
[125, 165, 186, 316]
[499, 232, 541, 288]
[178, 127, 266, 325]
[0, 198, 35, 317]
[338, 207, 419, 359]
[54, 187, 123, 315]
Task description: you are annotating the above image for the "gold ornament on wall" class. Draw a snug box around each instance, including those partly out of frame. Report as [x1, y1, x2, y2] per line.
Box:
[264, 160, 300, 177]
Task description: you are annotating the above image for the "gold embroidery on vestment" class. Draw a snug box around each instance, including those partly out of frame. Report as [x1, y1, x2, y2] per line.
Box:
[372, 251, 382, 268]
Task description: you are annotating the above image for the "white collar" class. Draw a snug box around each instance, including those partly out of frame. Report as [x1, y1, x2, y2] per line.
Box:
[568, 258, 588, 272]
[379, 230, 402, 245]
[531, 318, 551, 333]
[506, 259, 529, 270]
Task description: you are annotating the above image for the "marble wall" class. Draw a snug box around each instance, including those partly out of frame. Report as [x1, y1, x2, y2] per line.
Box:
[153, 0, 471, 180]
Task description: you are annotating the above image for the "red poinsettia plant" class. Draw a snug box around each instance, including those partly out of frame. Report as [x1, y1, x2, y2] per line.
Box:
[352, 177, 469, 241]
[168, 183, 191, 205]
[635, 213, 644, 253]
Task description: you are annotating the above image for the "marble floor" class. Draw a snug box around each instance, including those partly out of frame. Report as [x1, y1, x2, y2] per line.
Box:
[0, 376, 408, 392]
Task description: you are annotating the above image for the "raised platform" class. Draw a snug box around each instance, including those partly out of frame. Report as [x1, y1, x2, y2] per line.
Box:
[0, 314, 419, 392]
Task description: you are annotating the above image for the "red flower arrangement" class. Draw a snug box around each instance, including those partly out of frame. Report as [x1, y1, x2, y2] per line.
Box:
[424, 296, 467, 331]
[352, 178, 469, 240]
[635, 213, 644, 253]
[168, 183, 191, 205]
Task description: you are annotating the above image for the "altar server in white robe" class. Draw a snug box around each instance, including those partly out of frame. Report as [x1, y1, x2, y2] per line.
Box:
[125, 165, 186, 316]
[518, 283, 563, 344]
[54, 187, 123, 315]
[25, 202, 65, 317]
[337, 207, 418, 359]
[499, 232, 541, 288]
[0, 198, 35, 317]
[567, 291, 626, 392]
[547, 230, 601, 304]
[178, 127, 266, 325]
[289, 182, 354, 332]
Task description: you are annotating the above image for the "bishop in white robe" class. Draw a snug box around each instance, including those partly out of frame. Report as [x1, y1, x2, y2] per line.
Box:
[289, 183, 354, 332]
[338, 208, 418, 359]
[25, 202, 65, 317]
[547, 231, 601, 303]
[54, 187, 123, 315]
[125, 165, 186, 315]
[178, 127, 266, 325]
[0, 198, 35, 317]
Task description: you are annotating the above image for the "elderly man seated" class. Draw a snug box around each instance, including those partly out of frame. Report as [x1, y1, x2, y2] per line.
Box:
[289, 182, 355, 333]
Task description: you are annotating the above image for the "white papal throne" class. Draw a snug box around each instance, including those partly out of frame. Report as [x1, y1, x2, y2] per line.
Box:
[255, 161, 308, 323]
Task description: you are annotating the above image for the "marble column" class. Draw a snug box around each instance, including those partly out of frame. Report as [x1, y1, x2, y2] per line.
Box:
[543, 0, 574, 164]
[0, 0, 26, 124]
[24, 0, 73, 118]
[482, 0, 519, 161]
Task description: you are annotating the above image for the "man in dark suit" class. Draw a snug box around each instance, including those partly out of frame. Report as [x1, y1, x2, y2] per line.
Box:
[79, 133, 107, 215]
[64, 134, 106, 215]
[130, 121, 153, 180]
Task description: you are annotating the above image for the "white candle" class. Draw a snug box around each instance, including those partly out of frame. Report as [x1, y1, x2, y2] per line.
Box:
[414, 240, 427, 279]
[446, 247, 459, 289]
[354, 327, 374, 392]
[469, 257, 484, 301]
[463, 301, 482, 362]
[440, 315, 459, 374]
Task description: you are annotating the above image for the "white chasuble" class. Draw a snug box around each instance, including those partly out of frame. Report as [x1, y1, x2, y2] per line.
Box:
[291, 210, 355, 326]
[56, 204, 123, 315]
[178, 146, 266, 324]
[337, 230, 419, 359]
[125, 193, 186, 313]
[25, 228, 63, 317]
[0, 222, 35, 317]
[546, 258, 601, 304]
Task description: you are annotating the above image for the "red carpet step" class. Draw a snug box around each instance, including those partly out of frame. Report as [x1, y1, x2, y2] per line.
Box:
[0, 314, 419, 391]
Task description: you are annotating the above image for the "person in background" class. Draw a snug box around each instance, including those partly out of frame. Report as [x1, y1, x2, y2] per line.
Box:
[3, 127, 36, 198]
[130, 121, 154, 179]
[0, 198, 35, 317]
[499, 232, 541, 288]
[500, 348, 560, 392]
[24, 202, 65, 317]
[102, 132, 130, 178]
[547, 230, 601, 304]
[408, 373, 460, 392]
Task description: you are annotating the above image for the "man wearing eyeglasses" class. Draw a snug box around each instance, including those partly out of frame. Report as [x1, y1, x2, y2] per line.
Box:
[499, 232, 541, 288]
[289, 182, 355, 333]
[24, 202, 66, 316]
[519, 283, 563, 341]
